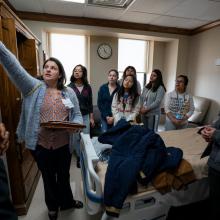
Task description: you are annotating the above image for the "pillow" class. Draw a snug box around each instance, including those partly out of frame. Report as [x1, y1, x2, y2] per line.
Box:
[188, 110, 202, 123]
[188, 96, 211, 124]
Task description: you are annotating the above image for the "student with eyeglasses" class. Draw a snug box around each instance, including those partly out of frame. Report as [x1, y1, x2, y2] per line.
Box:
[68, 64, 95, 168]
[164, 75, 194, 130]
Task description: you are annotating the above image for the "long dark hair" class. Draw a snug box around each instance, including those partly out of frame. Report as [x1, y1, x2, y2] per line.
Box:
[146, 69, 166, 92]
[122, 66, 136, 78]
[43, 57, 66, 90]
[117, 74, 139, 107]
[70, 64, 88, 86]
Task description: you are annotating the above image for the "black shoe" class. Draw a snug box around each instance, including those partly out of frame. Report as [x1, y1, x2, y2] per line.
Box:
[60, 200, 84, 211]
[72, 200, 83, 209]
[76, 157, 81, 168]
[48, 211, 58, 220]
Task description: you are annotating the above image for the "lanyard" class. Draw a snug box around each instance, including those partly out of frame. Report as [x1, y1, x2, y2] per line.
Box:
[123, 92, 129, 109]
[176, 92, 186, 112]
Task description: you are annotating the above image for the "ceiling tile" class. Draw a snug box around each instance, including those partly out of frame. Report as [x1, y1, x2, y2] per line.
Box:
[7, 0, 220, 29]
[129, 0, 183, 14]
[8, 0, 43, 12]
[199, 4, 220, 20]
[151, 15, 207, 29]
[119, 11, 160, 24]
[165, 0, 213, 20]
[41, 0, 85, 16]
[84, 5, 123, 20]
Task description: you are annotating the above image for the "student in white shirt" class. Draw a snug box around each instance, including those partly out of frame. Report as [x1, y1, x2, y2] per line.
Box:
[164, 75, 194, 130]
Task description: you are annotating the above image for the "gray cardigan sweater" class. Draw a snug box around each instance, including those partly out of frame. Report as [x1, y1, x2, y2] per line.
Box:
[0, 42, 82, 152]
[140, 85, 166, 117]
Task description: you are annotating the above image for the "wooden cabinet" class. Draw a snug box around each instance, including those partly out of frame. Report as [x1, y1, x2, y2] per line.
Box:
[0, 0, 41, 215]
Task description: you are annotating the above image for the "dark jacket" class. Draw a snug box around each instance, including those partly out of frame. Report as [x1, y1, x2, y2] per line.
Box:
[207, 117, 220, 172]
[68, 82, 93, 115]
[97, 83, 120, 119]
[98, 120, 182, 217]
[0, 159, 17, 220]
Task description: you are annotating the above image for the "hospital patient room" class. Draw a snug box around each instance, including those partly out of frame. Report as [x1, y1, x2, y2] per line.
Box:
[80, 116, 210, 220]
[1, 0, 220, 220]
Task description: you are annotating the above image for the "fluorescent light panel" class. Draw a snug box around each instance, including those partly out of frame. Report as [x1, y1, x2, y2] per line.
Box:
[87, 0, 133, 8]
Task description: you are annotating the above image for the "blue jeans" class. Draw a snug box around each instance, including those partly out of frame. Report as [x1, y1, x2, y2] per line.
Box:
[141, 114, 160, 132]
[101, 117, 113, 133]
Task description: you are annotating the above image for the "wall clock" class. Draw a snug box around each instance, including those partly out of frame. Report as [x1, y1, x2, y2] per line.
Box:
[97, 43, 112, 59]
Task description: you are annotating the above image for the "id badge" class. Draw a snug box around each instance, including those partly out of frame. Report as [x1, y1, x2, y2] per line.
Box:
[175, 113, 183, 120]
[62, 98, 74, 109]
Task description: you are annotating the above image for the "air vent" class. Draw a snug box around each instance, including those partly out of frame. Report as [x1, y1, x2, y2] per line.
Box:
[87, 0, 133, 8]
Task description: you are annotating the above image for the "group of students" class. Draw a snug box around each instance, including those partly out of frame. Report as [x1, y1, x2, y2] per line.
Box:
[97, 65, 194, 134]
[0, 40, 220, 220]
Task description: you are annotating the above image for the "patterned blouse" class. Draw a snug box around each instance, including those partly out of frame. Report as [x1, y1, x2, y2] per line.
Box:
[37, 90, 69, 149]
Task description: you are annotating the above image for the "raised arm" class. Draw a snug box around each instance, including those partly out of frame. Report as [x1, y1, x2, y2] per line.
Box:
[0, 41, 39, 96]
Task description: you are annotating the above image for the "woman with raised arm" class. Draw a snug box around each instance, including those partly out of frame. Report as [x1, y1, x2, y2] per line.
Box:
[0, 41, 83, 220]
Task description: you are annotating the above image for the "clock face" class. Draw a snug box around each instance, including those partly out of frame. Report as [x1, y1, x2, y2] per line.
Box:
[97, 43, 112, 59]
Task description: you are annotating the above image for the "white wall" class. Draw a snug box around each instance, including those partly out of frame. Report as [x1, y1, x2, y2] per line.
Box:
[153, 41, 165, 72]
[163, 40, 179, 93]
[89, 36, 118, 103]
[22, 20, 189, 104]
[188, 26, 220, 123]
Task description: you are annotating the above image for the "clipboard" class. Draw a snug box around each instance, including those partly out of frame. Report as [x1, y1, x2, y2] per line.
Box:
[40, 121, 86, 131]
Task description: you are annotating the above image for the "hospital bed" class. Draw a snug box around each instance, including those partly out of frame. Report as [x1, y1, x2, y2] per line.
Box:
[80, 127, 209, 220]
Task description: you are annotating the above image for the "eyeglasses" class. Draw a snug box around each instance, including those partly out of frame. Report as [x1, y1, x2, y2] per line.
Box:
[74, 70, 83, 73]
[176, 80, 184, 84]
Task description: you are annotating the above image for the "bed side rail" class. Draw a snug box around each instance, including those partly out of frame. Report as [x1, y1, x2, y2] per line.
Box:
[80, 133, 103, 215]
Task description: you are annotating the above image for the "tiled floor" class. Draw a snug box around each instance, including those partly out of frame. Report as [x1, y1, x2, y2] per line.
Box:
[18, 156, 102, 220]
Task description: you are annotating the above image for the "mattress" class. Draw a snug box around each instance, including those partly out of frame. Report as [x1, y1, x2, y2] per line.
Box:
[95, 127, 208, 194]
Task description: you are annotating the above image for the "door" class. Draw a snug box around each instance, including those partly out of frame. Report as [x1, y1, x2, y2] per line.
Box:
[17, 37, 39, 76]
[0, 17, 40, 215]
